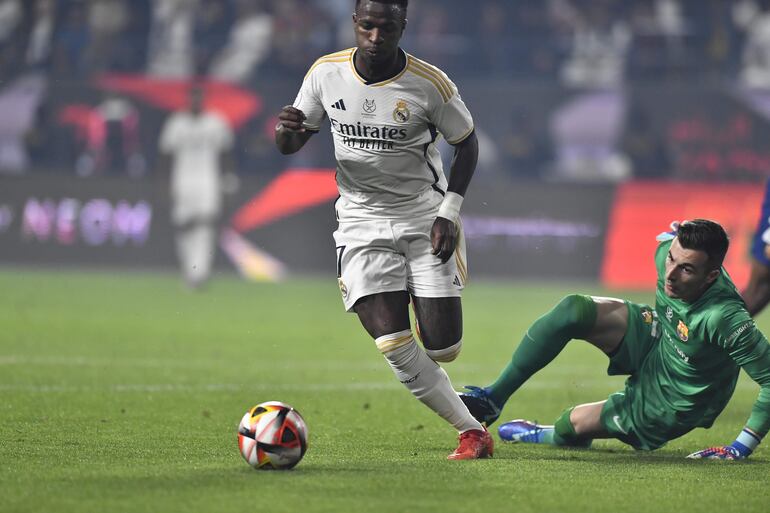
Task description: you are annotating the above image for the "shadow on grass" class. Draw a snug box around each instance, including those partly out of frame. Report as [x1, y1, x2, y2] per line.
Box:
[493, 444, 768, 468]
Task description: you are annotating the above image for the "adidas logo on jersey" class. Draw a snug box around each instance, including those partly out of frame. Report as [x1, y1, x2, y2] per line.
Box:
[453, 275, 462, 287]
[331, 99, 347, 110]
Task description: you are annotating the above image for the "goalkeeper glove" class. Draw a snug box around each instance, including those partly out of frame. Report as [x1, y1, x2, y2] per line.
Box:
[686, 428, 761, 460]
[656, 220, 684, 242]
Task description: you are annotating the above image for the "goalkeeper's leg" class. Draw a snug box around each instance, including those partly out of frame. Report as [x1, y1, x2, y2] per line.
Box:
[476, 295, 627, 408]
[498, 401, 609, 447]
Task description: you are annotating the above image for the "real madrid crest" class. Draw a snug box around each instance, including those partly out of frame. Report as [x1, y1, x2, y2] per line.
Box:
[338, 278, 348, 298]
[676, 320, 689, 342]
[393, 99, 410, 123]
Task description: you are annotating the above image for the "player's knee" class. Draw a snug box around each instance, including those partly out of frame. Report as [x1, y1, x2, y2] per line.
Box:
[374, 329, 416, 356]
[425, 339, 462, 362]
[552, 294, 597, 337]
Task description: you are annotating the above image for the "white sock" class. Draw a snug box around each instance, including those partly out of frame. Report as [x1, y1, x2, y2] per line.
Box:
[189, 224, 214, 283]
[175, 229, 196, 282]
[375, 330, 482, 433]
[176, 224, 214, 284]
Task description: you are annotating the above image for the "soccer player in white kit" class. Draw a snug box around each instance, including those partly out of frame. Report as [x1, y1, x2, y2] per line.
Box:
[275, 0, 492, 459]
[159, 85, 235, 288]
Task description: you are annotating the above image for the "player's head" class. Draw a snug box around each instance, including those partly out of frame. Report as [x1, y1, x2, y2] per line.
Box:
[188, 84, 205, 115]
[665, 219, 729, 302]
[353, 1, 408, 67]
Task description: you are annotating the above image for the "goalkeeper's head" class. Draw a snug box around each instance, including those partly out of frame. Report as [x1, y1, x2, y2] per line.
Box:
[676, 219, 729, 271]
[664, 219, 729, 303]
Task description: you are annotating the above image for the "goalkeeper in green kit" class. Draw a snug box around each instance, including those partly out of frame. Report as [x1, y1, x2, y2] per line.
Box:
[459, 219, 770, 459]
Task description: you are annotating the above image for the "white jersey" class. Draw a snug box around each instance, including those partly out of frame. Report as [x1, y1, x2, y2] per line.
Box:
[294, 48, 474, 221]
[159, 110, 233, 205]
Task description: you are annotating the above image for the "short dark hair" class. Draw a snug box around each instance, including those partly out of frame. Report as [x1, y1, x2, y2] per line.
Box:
[355, 0, 408, 10]
[676, 219, 729, 270]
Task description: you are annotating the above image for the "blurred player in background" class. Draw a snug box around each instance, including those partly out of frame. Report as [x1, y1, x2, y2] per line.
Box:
[460, 220, 770, 460]
[159, 84, 235, 289]
[275, 0, 492, 459]
[742, 179, 770, 316]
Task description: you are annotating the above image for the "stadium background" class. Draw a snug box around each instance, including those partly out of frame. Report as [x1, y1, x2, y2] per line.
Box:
[3, 2, 770, 512]
[0, 0, 767, 288]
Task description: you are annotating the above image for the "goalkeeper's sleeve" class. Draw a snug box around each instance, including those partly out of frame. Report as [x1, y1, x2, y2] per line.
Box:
[693, 337, 770, 460]
[738, 338, 770, 441]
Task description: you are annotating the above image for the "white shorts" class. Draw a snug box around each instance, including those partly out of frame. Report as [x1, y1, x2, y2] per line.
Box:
[332, 216, 468, 311]
[171, 190, 220, 225]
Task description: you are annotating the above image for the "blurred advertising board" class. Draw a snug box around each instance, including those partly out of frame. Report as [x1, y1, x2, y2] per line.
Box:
[0, 175, 174, 267]
[460, 182, 613, 280]
[601, 181, 764, 290]
[0, 173, 613, 281]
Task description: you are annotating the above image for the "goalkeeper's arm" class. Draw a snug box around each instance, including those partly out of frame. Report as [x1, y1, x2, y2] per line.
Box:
[689, 341, 770, 460]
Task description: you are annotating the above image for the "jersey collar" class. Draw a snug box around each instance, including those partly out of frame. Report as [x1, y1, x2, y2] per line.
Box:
[349, 48, 408, 86]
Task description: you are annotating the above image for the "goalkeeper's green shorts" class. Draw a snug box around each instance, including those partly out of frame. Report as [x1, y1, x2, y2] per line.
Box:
[599, 301, 692, 450]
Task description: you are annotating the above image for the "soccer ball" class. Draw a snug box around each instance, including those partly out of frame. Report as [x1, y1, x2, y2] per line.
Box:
[237, 401, 308, 470]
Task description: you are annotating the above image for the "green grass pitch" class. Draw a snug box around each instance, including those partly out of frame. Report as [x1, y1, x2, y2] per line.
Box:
[1, 269, 769, 513]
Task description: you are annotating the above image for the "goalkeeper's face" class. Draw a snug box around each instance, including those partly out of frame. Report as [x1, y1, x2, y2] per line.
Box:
[664, 238, 720, 303]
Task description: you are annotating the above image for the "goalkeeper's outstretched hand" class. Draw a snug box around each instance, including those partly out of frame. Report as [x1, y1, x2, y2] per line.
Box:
[686, 443, 750, 460]
[688, 429, 761, 460]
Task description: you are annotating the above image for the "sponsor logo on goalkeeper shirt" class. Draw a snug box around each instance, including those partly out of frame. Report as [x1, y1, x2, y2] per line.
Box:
[674, 344, 690, 363]
[726, 321, 754, 344]
[664, 331, 691, 363]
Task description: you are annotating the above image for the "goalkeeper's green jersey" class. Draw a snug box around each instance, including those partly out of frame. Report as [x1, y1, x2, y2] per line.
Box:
[640, 239, 770, 437]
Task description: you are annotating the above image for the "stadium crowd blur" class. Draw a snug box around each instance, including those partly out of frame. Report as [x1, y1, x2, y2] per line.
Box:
[2, 0, 770, 182]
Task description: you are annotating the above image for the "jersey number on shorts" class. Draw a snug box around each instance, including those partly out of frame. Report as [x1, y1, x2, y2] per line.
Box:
[335, 245, 346, 277]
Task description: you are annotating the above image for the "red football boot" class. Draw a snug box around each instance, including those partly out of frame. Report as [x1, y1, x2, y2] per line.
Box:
[447, 427, 494, 460]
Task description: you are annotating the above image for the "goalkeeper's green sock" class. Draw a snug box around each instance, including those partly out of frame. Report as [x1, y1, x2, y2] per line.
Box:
[486, 294, 597, 407]
[550, 407, 592, 447]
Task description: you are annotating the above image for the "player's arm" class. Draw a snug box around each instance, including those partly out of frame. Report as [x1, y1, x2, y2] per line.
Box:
[427, 66, 478, 264]
[275, 63, 326, 155]
[688, 328, 770, 460]
[275, 105, 314, 155]
[214, 115, 237, 175]
[742, 259, 770, 316]
[432, 131, 478, 263]
[156, 117, 176, 176]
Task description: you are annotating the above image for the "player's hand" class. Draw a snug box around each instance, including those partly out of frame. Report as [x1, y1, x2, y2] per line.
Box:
[277, 105, 307, 132]
[686, 444, 748, 460]
[656, 220, 688, 242]
[431, 216, 457, 264]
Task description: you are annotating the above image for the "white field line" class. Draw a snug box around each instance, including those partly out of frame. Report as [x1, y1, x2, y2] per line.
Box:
[0, 380, 759, 394]
[0, 382, 401, 393]
[0, 355, 388, 371]
[0, 355, 760, 394]
[0, 354, 603, 374]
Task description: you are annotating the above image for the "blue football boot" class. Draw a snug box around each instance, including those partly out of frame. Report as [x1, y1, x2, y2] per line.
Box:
[457, 386, 502, 426]
[498, 419, 553, 443]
